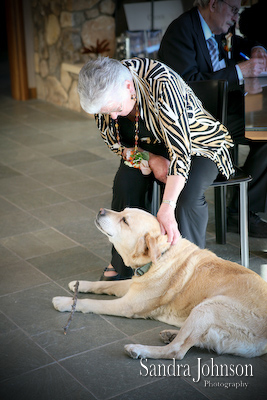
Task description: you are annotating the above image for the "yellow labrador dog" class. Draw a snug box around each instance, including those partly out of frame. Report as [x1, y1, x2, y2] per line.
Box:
[53, 208, 267, 360]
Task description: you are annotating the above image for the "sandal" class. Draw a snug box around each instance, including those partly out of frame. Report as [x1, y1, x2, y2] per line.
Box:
[99, 267, 132, 281]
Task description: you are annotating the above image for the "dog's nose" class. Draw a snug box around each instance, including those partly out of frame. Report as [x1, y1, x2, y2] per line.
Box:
[99, 208, 106, 216]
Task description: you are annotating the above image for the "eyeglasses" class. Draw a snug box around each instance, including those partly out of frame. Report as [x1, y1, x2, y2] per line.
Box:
[220, 0, 240, 16]
[100, 103, 123, 115]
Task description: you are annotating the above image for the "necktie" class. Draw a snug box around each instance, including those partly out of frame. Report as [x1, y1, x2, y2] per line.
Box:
[207, 36, 220, 72]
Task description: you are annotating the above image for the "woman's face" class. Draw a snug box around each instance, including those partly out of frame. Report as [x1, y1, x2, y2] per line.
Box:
[100, 80, 136, 120]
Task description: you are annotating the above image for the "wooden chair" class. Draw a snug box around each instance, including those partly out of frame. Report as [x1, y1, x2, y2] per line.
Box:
[152, 80, 251, 268]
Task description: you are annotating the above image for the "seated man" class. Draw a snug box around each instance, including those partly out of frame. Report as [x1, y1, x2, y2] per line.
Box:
[158, 0, 267, 238]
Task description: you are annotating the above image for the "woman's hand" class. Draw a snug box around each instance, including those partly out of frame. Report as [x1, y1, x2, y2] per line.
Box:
[157, 203, 181, 245]
[148, 153, 170, 183]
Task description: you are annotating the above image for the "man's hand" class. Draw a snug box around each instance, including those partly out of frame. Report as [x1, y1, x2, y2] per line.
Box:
[239, 57, 266, 78]
[251, 47, 267, 62]
[244, 78, 262, 94]
[148, 153, 170, 183]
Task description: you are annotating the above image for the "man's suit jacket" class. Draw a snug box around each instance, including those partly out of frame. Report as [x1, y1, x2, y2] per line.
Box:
[158, 7, 256, 140]
[158, 7, 254, 91]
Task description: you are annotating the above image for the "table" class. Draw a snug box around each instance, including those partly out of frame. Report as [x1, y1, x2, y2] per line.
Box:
[245, 77, 267, 141]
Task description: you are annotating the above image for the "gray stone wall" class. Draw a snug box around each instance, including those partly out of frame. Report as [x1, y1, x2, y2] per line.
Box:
[31, 0, 116, 111]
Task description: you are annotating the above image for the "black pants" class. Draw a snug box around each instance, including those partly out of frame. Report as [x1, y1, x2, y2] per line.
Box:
[111, 156, 219, 277]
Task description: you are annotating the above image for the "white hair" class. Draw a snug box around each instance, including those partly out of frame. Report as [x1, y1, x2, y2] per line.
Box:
[193, 0, 210, 7]
[193, 0, 225, 7]
[77, 57, 132, 114]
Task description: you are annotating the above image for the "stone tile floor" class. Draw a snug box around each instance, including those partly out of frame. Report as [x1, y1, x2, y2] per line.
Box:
[0, 92, 266, 400]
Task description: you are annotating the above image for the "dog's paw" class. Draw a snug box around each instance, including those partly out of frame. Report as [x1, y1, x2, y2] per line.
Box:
[159, 329, 178, 344]
[52, 296, 73, 312]
[68, 280, 90, 293]
[124, 344, 146, 359]
[68, 281, 79, 292]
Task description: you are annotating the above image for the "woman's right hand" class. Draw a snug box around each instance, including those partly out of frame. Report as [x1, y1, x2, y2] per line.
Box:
[157, 202, 180, 245]
[148, 153, 170, 184]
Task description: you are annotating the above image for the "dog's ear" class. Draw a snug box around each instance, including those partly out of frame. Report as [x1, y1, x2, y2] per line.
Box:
[145, 233, 170, 263]
[145, 234, 160, 263]
[131, 236, 149, 261]
[131, 233, 170, 265]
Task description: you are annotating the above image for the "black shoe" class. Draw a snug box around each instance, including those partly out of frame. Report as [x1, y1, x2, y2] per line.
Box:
[249, 212, 267, 238]
[227, 211, 267, 238]
[99, 267, 132, 281]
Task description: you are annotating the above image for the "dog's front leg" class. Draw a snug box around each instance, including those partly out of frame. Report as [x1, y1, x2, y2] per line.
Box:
[68, 279, 132, 298]
[52, 295, 136, 318]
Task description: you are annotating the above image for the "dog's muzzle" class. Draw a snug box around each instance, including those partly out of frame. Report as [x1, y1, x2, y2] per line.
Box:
[95, 208, 113, 237]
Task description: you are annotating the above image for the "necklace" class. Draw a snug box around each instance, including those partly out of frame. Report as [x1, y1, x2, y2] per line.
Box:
[115, 102, 139, 154]
[114, 103, 151, 175]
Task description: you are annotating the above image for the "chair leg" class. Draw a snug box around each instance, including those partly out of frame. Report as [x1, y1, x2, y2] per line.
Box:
[214, 186, 227, 244]
[240, 181, 249, 268]
[151, 181, 160, 216]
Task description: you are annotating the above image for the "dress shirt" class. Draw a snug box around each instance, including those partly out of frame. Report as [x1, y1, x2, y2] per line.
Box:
[198, 10, 243, 83]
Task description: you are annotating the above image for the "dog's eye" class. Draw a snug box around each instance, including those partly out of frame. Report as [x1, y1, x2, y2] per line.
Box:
[122, 217, 129, 226]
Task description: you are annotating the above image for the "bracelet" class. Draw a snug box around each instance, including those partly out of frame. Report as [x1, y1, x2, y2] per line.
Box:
[162, 199, 177, 209]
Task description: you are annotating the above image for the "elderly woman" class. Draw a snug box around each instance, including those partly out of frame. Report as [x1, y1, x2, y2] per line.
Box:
[78, 57, 234, 280]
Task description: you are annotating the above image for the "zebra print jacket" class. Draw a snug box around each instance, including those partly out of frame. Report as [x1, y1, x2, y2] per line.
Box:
[95, 58, 234, 180]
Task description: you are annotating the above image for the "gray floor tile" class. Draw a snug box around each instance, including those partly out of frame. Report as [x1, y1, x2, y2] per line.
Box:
[0, 363, 94, 400]
[52, 150, 104, 166]
[111, 375, 209, 400]
[55, 216, 104, 245]
[80, 192, 113, 213]
[0, 260, 50, 295]
[0, 175, 45, 195]
[3, 129, 59, 147]
[0, 312, 19, 335]
[0, 230, 76, 260]
[0, 283, 70, 336]
[0, 243, 22, 268]
[4, 188, 68, 211]
[34, 312, 126, 361]
[0, 114, 20, 130]
[0, 135, 26, 152]
[0, 175, 44, 195]
[0, 164, 21, 179]
[31, 167, 88, 186]
[0, 329, 54, 381]
[30, 141, 83, 157]
[33, 229, 78, 252]
[0, 147, 46, 165]
[30, 201, 94, 226]
[28, 246, 104, 280]
[0, 197, 21, 217]
[53, 179, 111, 201]
[46, 125, 98, 143]
[0, 209, 46, 238]
[84, 237, 113, 262]
[11, 157, 65, 175]
[75, 158, 120, 179]
[60, 339, 164, 399]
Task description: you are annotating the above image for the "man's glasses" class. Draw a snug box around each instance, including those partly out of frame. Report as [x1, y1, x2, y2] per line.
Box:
[221, 0, 240, 16]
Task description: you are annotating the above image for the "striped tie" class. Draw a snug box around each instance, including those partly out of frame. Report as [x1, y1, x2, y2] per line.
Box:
[207, 36, 220, 72]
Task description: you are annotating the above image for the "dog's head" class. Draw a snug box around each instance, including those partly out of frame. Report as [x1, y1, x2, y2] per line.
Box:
[95, 208, 170, 268]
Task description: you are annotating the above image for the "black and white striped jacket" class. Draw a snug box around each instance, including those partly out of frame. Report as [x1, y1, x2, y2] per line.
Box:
[95, 58, 234, 179]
